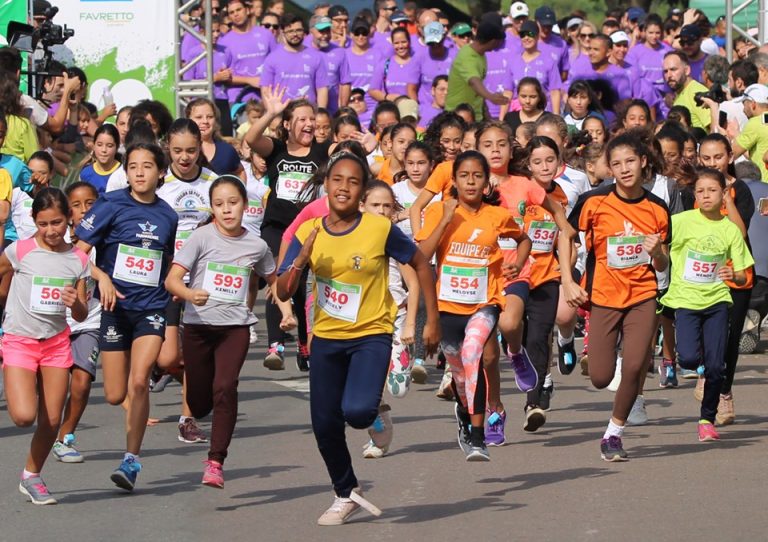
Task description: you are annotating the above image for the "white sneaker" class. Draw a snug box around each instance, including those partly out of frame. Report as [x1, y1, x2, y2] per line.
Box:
[436, 370, 453, 400]
[249, 324, 259, 344]
[317, 487, 381, 526]
[626, 395, 648, 426]
[607, 356, 622, 392]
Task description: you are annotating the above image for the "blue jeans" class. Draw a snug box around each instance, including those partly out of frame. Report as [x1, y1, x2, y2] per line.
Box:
[309, 334, 391, 498]
[675, 302, 729, 423]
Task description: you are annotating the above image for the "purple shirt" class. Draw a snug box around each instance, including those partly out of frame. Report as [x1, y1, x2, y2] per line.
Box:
[484, 45, 515, 119]
[345, 47, 381, 126]
[689, 54, 709, 83]
[260, 46, 329, 104]
[370, 55, 420, 99]
[314, 43, 351, 114]
[509, 51, 562, 111]
[567, 61, 632, 101]
[538, 34, 570, 76]
[414, 46, 457, 117]
[419, 103, 442, 129]
[219, 26, 275, 103]
[370, 30, 395, 58]
[192, 44, 233, 100]
[625, 42, 672, 90]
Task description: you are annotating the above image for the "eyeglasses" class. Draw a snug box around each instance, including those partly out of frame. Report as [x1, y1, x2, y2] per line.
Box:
[520, 31, 536, 38]
[353, 28, 369, 36]
[263, 23, 278, 29]
[382, 6, 396, 11]
[580, 33, 595, 39]
[349, 96, 364, 103]
[332, 17, 349, 24]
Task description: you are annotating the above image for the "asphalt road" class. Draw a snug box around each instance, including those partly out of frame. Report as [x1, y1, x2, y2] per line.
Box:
[1, 316, 767, 542]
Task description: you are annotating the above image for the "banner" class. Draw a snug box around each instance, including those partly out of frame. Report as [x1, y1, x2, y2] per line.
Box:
[51, 0, 176, 113]
[0, 0, 29, 44]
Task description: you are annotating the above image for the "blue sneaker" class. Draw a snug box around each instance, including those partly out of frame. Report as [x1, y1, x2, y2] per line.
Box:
[110, 457, 142, 492]
[557, 338, 577, 376]
[508, 347, 538, 392]
[658, 359, 678, 388]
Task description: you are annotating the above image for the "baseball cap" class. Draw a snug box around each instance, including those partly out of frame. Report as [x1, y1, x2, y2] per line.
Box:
[520, 20, 539, 36]
[734, 84, 768, 104]
[312, 16, 332, 31]
[680, 24, 702, 40]
[450, 22, 472, 37]
[424, 21, 446, 44]
[534, 6, 556, 26]
[510, 2, 529, 19]
[567, 18, 584, 29]
[33, 0, 51, 16]
[397, 99, 420, 120]
[610, 30, 630, 44]
[328, 5, 348, 18]
[476, 21, 505, 42]
[390, 10, 409, 23]
[626, 7, 645, 22]
[351, 17, 370, 33]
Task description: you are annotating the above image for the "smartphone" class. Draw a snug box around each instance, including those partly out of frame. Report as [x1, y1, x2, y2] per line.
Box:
[719, 111, 728, 129]
[763, 112, 768, 125]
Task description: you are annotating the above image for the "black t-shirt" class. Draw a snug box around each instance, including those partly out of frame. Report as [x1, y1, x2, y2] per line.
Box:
[209, 140, 242, 176]
[263, 138, 331, 230]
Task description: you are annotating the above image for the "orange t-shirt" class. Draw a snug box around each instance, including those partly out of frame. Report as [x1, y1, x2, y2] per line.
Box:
[569, 184, 671, 309]
[523, 182, 569, 289]
[415, 201, 522, 315]
[376, 157, 395, 186]
[424, 160, 455, 199]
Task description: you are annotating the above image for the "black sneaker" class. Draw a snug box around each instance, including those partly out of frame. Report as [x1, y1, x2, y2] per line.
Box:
[523, 404, 546, 433]
[540, 384, 554, 412]
[296, 344, 310, 372]
[600, 436, 629, 462]
[454, 403, 471, 454]
[557, 339, 577, 376]
[436, 350, 446, 371]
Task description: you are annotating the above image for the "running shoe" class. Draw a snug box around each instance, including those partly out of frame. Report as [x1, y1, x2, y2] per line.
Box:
[362, 440, 387, 459]
[466, 443, 491, 462]
[19, 476, 57, 505]
[698, 420, 720, 442]
[454, 403, 472, 454]
[435, 370, 454, 400]
[485, 409, 506, 446]
[694, 375, 705, 402]
[317, 487, 381, 526]
[557, 338, 578, 376]
[679, 368, 699, 379]
[296, 343, 310, 372]
[365, 404, 393, 457]
[600, 436, 629, 462]
[411, 358, 428, 384]
[52, 433, 83, 463]
[508, 347, 538, 392]
[249, 325, 259, 345]
[580, 353, 589, 376]
[540, 384, 554, 412]
[110, 456, 141, 491]
[263, 342, 285, 370]
[658, 358, 678, 389]
[202, 460, 224, 489]
[607, 357, 622, 392]
[178, 418, 209, 443]
[523, 404, 546, 433]
[716, 394, 735, 426]
[626, 395, 648, 426]
[436, 350, 446, 370]
[387, 346, 412, 398]
[149, 369, 173, 393]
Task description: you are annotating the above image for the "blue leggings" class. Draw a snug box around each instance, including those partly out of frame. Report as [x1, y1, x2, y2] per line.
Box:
[309, 334, 391, 498]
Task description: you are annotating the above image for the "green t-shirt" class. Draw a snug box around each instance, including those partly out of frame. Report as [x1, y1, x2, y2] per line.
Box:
[673, 80, 711, 130]
[0, 114, 39, 163]
[735, 114, 768, 182]
[661, 209, 754, 310]
[446, 44, 487, 120]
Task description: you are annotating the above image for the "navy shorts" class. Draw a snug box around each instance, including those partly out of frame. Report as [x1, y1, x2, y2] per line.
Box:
[99, 307, 167, 351]
[503, 281, 530, 302]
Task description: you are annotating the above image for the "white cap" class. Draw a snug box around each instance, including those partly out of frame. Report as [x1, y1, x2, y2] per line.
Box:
[502, 16, 514, 26]
[509, 2, 529, 19]
[552, 23, 561, 35]
[735, 84, 768, 104]
[700, 37, 720, 56]
[610, 30, 630, 44]
[566, 17, 583, 29]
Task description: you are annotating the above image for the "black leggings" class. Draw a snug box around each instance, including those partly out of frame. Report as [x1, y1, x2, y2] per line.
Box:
[261, 224, 309, 347]
[722, 287, 752, 394]
[523, 281, 560, 405]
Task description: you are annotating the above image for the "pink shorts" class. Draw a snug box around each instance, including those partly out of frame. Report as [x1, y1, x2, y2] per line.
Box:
[2, 329, 74, 372]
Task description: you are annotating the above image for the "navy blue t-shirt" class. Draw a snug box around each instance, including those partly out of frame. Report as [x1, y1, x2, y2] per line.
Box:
[208, 140, 241, 176]
[76, 188, 178, 311]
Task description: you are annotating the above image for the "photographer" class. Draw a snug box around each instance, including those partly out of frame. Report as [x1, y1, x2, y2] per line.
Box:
[731, 84, 768, 181]
[696, 55, 729, 134]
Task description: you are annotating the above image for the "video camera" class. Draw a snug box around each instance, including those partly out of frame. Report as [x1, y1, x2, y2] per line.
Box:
[694, 85, 727, 107]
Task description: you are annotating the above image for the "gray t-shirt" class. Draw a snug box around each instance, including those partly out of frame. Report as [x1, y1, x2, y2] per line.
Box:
[4, 238, 91, 339]
[173, 223, 275, 326]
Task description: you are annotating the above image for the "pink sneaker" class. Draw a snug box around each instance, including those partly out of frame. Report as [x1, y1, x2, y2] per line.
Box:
[697, 421, 720, 442]
[202, 460, 224, 488]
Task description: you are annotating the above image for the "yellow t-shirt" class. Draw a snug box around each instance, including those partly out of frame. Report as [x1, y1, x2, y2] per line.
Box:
[286, 212, 416, 340]
[673, 80, 711, 130]
[0, 169, 13, 204]
[0, 115, 39, 162]
[735, 115, 768, 181]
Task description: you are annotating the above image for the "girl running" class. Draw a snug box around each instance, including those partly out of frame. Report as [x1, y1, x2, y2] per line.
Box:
[277, 151, 439, 525]
[391, 142, 438, 238]
[79, 124, 120, 194]
[564, 132, 671, 462]
[75, 142, 178, 491]
[165, 175, 278, 488]
[417, 151, 530, 460]
[660, 168, 753, 441]
[3, 187, 90, 505]
[52, 182, 102, 464]
[371, 123, 417, 185]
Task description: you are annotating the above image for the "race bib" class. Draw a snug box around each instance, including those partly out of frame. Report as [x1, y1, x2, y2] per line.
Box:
[202, 262, 250, 304]
[276, 171, 311, 202]
[175, 230, 192, 253]
[498, 218, 524, 251]
[439, 265, 488, 304]
[113, 244, 162, 286]
[245, 199, 264, 219]
[30, 276, 74, 314]
[529, 220, 557, 253]
[606, 236, 649, 269]
[316, 277, 362, 323]
[683, 250, 724, 283]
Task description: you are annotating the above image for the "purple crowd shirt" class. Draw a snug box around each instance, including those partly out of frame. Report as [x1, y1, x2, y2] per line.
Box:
[625, 42, 672, 89]
[414, 46, 457, 120]
[345, 47, 381, 126]
[509, 51, 562, 111]
[219, 26, 275, 103]
[567, 60, 633, 101]
[538, 34, 570, 76]
[689, 54, 709, 83]
[370, 55, 420, 98]
[191, 44, 233, 100]
[260, 46, 329, 104]
[484, 45, 515, 119]
[314, 43, 351, 114]
[419, 103, 443, 129]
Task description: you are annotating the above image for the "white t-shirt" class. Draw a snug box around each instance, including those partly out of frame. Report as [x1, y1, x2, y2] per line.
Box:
[391, 179, 441, 239]
[106, 167, 128, 192]
[556, 166, 591, 215]
[67, 250, 101, 332]
[242, 161, 269, 236]
[10, 187, 36, 240]
[157, 167, 217, 253]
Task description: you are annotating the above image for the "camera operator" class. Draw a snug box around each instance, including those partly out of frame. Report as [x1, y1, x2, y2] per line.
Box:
[731, 84, 768, 181]
[696, 54, 729, 134]
[717, 60, 760, 132]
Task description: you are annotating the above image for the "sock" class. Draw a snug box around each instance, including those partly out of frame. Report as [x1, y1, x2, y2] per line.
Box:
[180, 416, 192, 424]
[699, 419, 714, 425]
[124, 452, 139, 462]
[603, 420, 624, 440]
[21, 469, 38, 480]
[543, 373, 553, 387]
[470, 425, 485, 447]
[557, 331, 574, 347]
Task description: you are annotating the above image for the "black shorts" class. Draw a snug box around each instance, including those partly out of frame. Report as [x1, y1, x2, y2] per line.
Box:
[100, 307, 167, 351]
[166, 299, 183, 327]
[656, 288, 675, 319]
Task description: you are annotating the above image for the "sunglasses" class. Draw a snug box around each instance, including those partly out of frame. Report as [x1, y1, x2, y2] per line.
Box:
[262, 23, 278, 29]
[520, 31, 537, 38]
[353, 28, 369, 36]
[456, 33, 472, 39]
[679, 39, 697, 46]
[382, 6, 396, 11]
[349, 96, 364, 103]
[580, 33, 595, 38]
